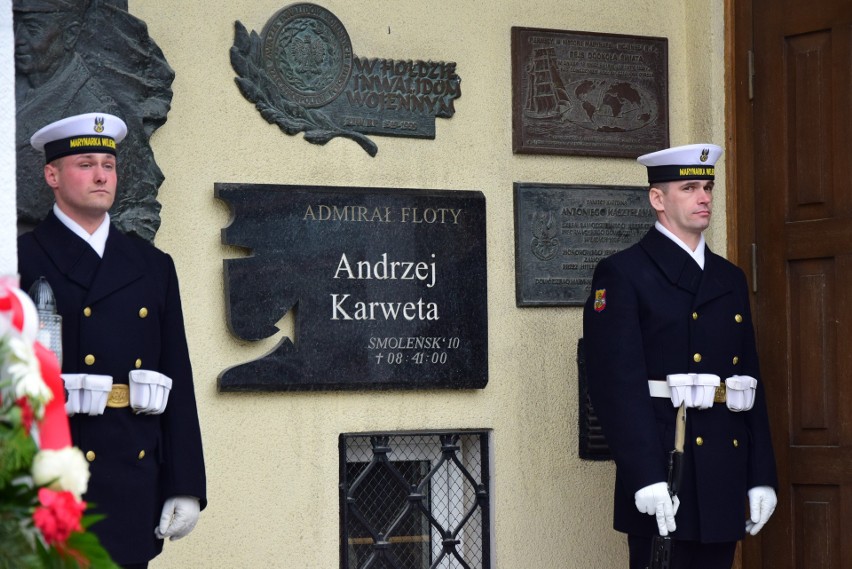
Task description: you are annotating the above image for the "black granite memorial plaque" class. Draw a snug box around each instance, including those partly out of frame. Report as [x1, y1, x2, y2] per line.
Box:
[231, 3, 461, 157]
[511, 27, 668, 158]
[216, 183, 487, 391]
[514, 183, 654, 306]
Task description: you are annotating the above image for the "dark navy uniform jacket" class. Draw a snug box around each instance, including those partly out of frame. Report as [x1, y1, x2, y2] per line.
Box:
[18, 212, 207, 565]
[583, 227, 777, 543]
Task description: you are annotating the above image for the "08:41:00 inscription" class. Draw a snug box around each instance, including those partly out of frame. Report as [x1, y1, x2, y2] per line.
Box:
[369, 336, 462, 365]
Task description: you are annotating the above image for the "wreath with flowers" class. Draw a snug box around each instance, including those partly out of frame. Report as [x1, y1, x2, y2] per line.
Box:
[0, 279, 118, 569]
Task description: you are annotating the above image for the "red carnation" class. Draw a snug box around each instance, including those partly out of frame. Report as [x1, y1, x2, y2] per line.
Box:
[32, 488, 86, 545]
[16, 397, 34, 434]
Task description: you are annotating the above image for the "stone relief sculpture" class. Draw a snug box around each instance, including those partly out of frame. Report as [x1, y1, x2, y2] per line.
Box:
[14, 0, 174, 241]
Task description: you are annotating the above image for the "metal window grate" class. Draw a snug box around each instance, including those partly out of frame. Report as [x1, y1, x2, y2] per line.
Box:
[340, 431, 491, 569]
[577, 338, 613, 461]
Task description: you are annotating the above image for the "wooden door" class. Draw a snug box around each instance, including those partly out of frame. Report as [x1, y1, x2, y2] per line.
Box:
[734, 0, 852, 567]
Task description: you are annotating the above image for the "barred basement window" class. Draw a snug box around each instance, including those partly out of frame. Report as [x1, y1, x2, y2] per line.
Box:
[340, 431, 491, 569]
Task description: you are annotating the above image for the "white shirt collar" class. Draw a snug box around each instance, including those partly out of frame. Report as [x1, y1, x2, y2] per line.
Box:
[655, 221, 706, 269]
[53, 204, 110, 258]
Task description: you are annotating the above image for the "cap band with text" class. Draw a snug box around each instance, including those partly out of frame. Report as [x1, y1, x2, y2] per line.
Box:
[645, 164, 716, 184]
[43, 135, 118, 163]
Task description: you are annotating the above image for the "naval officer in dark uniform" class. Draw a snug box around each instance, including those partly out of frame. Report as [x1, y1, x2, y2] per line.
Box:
[583, 144, 777, 569]
[17, 112, 206, 569]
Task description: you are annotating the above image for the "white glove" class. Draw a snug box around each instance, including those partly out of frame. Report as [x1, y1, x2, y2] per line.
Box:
[155, 496, 200, 541]
[745, 486, 777, 535]
[635, 481, 679, 536]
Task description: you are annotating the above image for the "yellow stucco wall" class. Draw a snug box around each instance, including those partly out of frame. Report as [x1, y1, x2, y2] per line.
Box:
[126, 1, 728, 567]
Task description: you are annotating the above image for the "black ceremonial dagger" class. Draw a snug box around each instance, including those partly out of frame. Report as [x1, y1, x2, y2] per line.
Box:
[648, 402, 686, 569]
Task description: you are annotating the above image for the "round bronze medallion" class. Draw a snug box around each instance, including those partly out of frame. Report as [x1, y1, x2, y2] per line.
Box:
[261, 3, 353, 108]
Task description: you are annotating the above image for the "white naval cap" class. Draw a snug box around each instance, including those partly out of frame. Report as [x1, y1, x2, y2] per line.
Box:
[637, 143, 722, 184]
[30, 112, 128, 163]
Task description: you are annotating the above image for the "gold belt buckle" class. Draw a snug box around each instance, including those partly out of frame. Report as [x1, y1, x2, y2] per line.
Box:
[106, 384, 130, 408]
[714, 382, 727, 404]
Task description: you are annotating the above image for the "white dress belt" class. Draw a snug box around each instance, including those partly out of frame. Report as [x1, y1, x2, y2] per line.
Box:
[648, 379, 672, 398]
[648, 374, 757, 412]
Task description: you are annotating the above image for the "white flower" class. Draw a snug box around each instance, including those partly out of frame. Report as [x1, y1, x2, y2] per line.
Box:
[4, 336, 52, 416]
[32, 447, 91, 499]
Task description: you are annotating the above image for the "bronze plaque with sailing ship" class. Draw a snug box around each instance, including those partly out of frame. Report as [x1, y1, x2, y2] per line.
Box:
[511, 27, 668, 158]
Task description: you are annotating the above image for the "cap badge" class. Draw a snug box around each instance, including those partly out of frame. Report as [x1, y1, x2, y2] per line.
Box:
[93, 116, 105, 134]
[699, 148, 709, 163]
[593, 289, 607, 312]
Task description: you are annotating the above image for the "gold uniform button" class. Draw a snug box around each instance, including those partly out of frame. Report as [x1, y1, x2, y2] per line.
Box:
[139, 307, 149, 318]
[84, 354, 96, 366]
[733, 439, 739, 448]
[135, 358, 142, 369]
[733, 356, 740, 365]
[693, 353, 702, 363]
[138, 450, 146, 460]
[695, 437, 704, 446]
[86, 451, 96, 462]
[692, 312, 699, 320]
[735, 314, 743, 323]
[83, 307, 92, 317]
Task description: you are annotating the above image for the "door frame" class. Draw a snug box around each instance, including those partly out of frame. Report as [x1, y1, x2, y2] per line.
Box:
[726, 0, 755, 277]
[726, 1, 764, 567]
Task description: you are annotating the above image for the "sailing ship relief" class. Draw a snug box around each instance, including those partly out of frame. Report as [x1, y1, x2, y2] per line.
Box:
[523, 47, 658, 133]
[523, 47, 570, 119]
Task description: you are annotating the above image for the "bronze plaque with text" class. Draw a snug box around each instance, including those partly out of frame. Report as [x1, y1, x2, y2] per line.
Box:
[511, 27, 668, 158]
[514, 183, 654, 306]
[231, 3, 461, 157]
